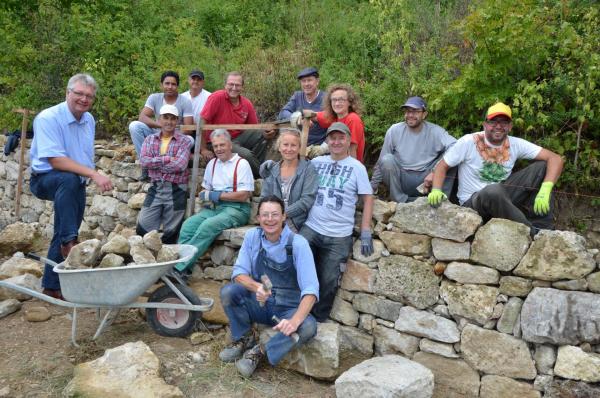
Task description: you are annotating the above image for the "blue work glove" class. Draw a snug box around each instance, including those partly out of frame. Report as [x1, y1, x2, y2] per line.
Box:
[360, 230, 374, 257]
[199, 190, 222, 204]
[427, 188, 447, 208]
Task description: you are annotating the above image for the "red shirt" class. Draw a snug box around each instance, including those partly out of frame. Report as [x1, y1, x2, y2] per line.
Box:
[200, 89, 258, 141]
[316, 111, 365, 162]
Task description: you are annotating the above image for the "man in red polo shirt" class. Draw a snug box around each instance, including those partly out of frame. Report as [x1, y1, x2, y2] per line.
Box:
[199, 71, 274, 177]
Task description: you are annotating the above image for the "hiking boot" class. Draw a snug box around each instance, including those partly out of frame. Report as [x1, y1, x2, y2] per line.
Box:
[219, 332, 256, 363]
[235, 344, 264, 377]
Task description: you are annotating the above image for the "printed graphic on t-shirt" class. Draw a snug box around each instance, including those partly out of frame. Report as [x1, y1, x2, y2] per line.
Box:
[480, 161, 508, 183]
[313, 161, 353, 211]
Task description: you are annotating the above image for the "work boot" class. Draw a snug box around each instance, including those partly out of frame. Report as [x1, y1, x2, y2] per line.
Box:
[219, 331, 256, 363]
[235, 344, 265, 377]
[60, 238, 78, 259]
[42, 288, 64, 301]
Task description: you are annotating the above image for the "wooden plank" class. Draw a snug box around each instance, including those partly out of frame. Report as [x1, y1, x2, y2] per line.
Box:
[178, 123, 290, 132]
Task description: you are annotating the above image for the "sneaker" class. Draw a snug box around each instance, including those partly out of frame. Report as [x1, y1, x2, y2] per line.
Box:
[218, 332, 256, 363]
[235, 344, 264, 377]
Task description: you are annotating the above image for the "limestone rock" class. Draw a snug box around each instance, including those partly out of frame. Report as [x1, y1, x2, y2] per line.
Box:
[110, 160, 142, 179]
[189, 332, 212, 345]
[461, 324, 537, 380]
[352, 293, 402, 321]
[116, 203, 139, 227]
[89, 195, 121, 217]
[389, 198, 482, 242]
[419, 339, 459, 358]
[586, 271, 600, 293]
[443, 262, 500, 285]
[373, 325, 420, 357]
[66, 239, 102, 268]
[375, 255, 440, 309]
[431, 238, 470, 261]
[545, 380, 600, 398]
[142, 230, 162, 253]
[499, 276, 533, 297]
[552, 279, 588, 291]
[0, 274, 41, 301]
[128, 235, 143, 247]
[440, 281, 498, 325]
[470, 218, 531, 271]
[358, 314, 374, 331]
[25, 306, 51, 322]
[127, 193, 146, 210]
[514, 231, 596, 281]
[261, 322, 340, 380]
[0, 222, 42, 257]
[188, 279, 227, 324]
[0, 299, 21, 319]
[130, 245, 156, 265]
[521, 288, 600, 345]
[554, 345, 600, 382]
[340, 259, 377, 293]
[480, 375, 541, 398]
[331, 296, 359, 326]
[157, 245, 178, 262]
[497, 296, 523, 334]
[99, 254, 125, 268]
[379, 231, 431, 256]
[372, 199, 396, 223]
[63, 341, 183, 397]
[101, 235, 130, 256]
[534, 344, 556, 375]
[0, 255, 43, 279]
[335, 355, 434, 398]
[203, 266, 233, 281]
[413, 352, 480, 398]
[210, 245, 236, 266]
[217, 226, 254, 247]
[394, 306, 460, 343]
[352, 238, 385, 263]
[340, 325, 374, 357]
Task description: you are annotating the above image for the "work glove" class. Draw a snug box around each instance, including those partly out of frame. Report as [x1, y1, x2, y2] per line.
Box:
[534, 182, 554, 216]
[290, 111, 302, 129]
[360, 230, 374, 257]
[199, 190, 222, 204]
[427, 188, 447, 208]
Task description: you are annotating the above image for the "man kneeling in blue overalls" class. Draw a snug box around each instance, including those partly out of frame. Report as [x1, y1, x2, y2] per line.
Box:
[219, 195, 319, 377]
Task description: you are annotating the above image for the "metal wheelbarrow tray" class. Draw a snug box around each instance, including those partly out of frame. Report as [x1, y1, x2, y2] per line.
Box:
[0, 244, 213, 346]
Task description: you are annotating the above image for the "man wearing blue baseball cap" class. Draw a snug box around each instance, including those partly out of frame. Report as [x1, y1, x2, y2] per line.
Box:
[370, 96, 457, 202]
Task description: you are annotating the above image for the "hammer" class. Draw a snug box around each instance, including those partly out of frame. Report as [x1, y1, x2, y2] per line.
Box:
[259, 274, 272, 307]
[12, 108, 36, 219]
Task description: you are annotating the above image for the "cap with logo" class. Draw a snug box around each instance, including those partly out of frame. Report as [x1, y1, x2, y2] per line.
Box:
[486, 102, 512, 120]
[159, 104, 179, 117]
[326, 122, 351, 137]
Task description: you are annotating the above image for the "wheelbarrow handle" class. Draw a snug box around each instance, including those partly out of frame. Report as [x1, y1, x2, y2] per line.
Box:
[26, 252, 61, 267]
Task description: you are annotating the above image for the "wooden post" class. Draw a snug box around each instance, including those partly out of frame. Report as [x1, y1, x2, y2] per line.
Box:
[186, 118, 204, 218]
[12, 108, 36, 219]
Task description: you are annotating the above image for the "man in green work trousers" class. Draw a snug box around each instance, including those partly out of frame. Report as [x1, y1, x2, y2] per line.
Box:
[175, 129, 254, 278]
[428, 102, 564, 236]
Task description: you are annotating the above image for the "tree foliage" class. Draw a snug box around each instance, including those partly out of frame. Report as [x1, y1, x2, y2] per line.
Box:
[0, 0, 598, 192]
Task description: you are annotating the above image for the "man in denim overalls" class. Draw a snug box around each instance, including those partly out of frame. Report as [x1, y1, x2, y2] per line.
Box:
[219, 196, 319, 377]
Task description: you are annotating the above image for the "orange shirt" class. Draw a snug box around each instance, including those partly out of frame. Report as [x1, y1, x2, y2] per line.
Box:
[316, 111, 365, 162]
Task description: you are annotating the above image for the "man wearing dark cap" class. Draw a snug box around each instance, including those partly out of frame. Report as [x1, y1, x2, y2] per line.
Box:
[279, 67, 327, 155]
[182, 69, 211, 124]
[428, 102, 564, 235]
[370, 96, 457, 203]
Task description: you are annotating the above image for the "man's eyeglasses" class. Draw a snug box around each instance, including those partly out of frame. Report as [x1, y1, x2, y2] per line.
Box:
[69, 89, 96, 101]
[404, 109, 424, 115]
[259, 212, 282, 220]
[226, 83, 243, 88]
[486, 119, 511, 127]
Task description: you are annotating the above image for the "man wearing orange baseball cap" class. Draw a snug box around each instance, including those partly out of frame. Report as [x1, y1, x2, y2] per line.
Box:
[427, 102, 564, 235]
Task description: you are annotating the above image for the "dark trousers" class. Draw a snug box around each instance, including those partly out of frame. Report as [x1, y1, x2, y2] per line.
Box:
[232, 130, 268, 178]
[463, 161, 554, 230]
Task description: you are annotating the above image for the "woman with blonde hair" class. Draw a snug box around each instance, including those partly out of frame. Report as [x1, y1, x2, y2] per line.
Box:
[259, 128, 318, 231]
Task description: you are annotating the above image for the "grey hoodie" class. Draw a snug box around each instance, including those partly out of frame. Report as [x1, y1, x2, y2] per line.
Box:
[259, 158, 318, 230]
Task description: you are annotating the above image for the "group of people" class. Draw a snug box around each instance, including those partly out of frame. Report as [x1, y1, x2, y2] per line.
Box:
[28, 67, 564, 378]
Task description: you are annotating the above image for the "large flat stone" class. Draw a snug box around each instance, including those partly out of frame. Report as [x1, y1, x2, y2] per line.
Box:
[330, 296, 359, 326]
[520, 288, 600, 345]
[340, 259, 377, 293]
[470, 218, 531, 271]
[431, 238, 471, 261]
[335, 355, 434, 398]
[480, 375, 540, 398]
[373, 325, 420, 357]
[375, 255, 440, 309]
[443, 262, 500, 285]
[514, 231, 596, 281]
[461, 324, 537, 380]
[379, 231, 431, 256]
[352, 293, 402, 321]
[339, 325, 374, 357]
[440, 281, 498, 325]
[413, 352, 480, 398]
[554, 345, 600, 382]
[394, 306, 460, 343]
[0, 255, 43, 279]
[389, 197, 482, 242]
[0, 222, 43, 257]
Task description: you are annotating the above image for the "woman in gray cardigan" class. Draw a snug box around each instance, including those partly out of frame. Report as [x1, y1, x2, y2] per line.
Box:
[259, 128, 318, 232]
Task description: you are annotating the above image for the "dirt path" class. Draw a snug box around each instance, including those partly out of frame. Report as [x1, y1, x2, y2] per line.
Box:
[0, 298, 333, 397]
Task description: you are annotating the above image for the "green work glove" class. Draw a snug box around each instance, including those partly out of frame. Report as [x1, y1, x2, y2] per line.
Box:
[534, 182, 554, 215]
[427, 188, 447, 208]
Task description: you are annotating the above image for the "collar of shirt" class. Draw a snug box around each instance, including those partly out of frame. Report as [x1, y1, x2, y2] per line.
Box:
[216, 152, 241, 165]
[60, 101, 89, 126]
[259, 224, 292, 247]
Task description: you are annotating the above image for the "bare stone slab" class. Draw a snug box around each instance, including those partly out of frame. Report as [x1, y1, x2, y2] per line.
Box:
[521, 288, 600, 345]
[340, 259, 377, 293]
[352, 293, 402, 321]
[394, 306, 460, 343]
[443, 262, 500, 285]
[339, 325, 374, 357]
[330, 296, 359, 326]
[379, 231, 431, 256]
[497, 296, 523, 334]
[419, 339, 459, 358]
[431, 238, 470, 261]
[413, 352, 480, 398]
[471, 218, 531, 271]
[373, 325, 420, 357]
[554, 345, 600, 382]
[545, 379, 600, 398]
[480, 375, 540, 398]
[440, 281, 498, 325]
[499, 276, 533, 297]
[534, 344, 556, 375]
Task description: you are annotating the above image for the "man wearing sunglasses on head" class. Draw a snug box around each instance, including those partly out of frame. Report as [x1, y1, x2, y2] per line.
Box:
[428, 102, 564, 236]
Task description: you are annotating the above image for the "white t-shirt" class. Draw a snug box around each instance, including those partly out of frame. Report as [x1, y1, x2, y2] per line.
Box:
[182, 89, 211, 124]
[304, 155, 372, 237]
[203, 153, 254, 193]
[444, 132, 541, 204]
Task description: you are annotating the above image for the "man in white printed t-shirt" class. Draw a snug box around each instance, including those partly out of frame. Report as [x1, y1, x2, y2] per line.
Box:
[175, 129, 254, 276]
[181, 69, 211, 124]
[428, 102, 564, 235]
[300, 122, 374, 322]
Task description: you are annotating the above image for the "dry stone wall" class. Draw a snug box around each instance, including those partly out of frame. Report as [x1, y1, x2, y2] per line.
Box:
[2, 138, 600, 396]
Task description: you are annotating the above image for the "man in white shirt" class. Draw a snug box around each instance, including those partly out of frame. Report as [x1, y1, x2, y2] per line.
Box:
[428, 102, 564, 234]
[181, 69, 211, 124]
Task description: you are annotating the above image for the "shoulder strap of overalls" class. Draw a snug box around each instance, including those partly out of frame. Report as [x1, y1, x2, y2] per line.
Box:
[210, 157, 242, 192]
[285, 231, 295, 263]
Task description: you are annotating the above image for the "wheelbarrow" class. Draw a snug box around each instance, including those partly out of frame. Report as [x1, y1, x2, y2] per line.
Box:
[0, 244, 213, 346]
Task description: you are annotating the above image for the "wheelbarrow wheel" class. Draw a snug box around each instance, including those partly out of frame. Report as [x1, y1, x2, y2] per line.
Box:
[146, 284, 201, 337]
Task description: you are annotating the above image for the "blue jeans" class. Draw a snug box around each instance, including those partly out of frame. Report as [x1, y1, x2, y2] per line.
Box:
[30, 170, 86, 289]
[299, 225, 353, 322]
[220, 283, 317, 365]
[129, 120, 157, 156]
